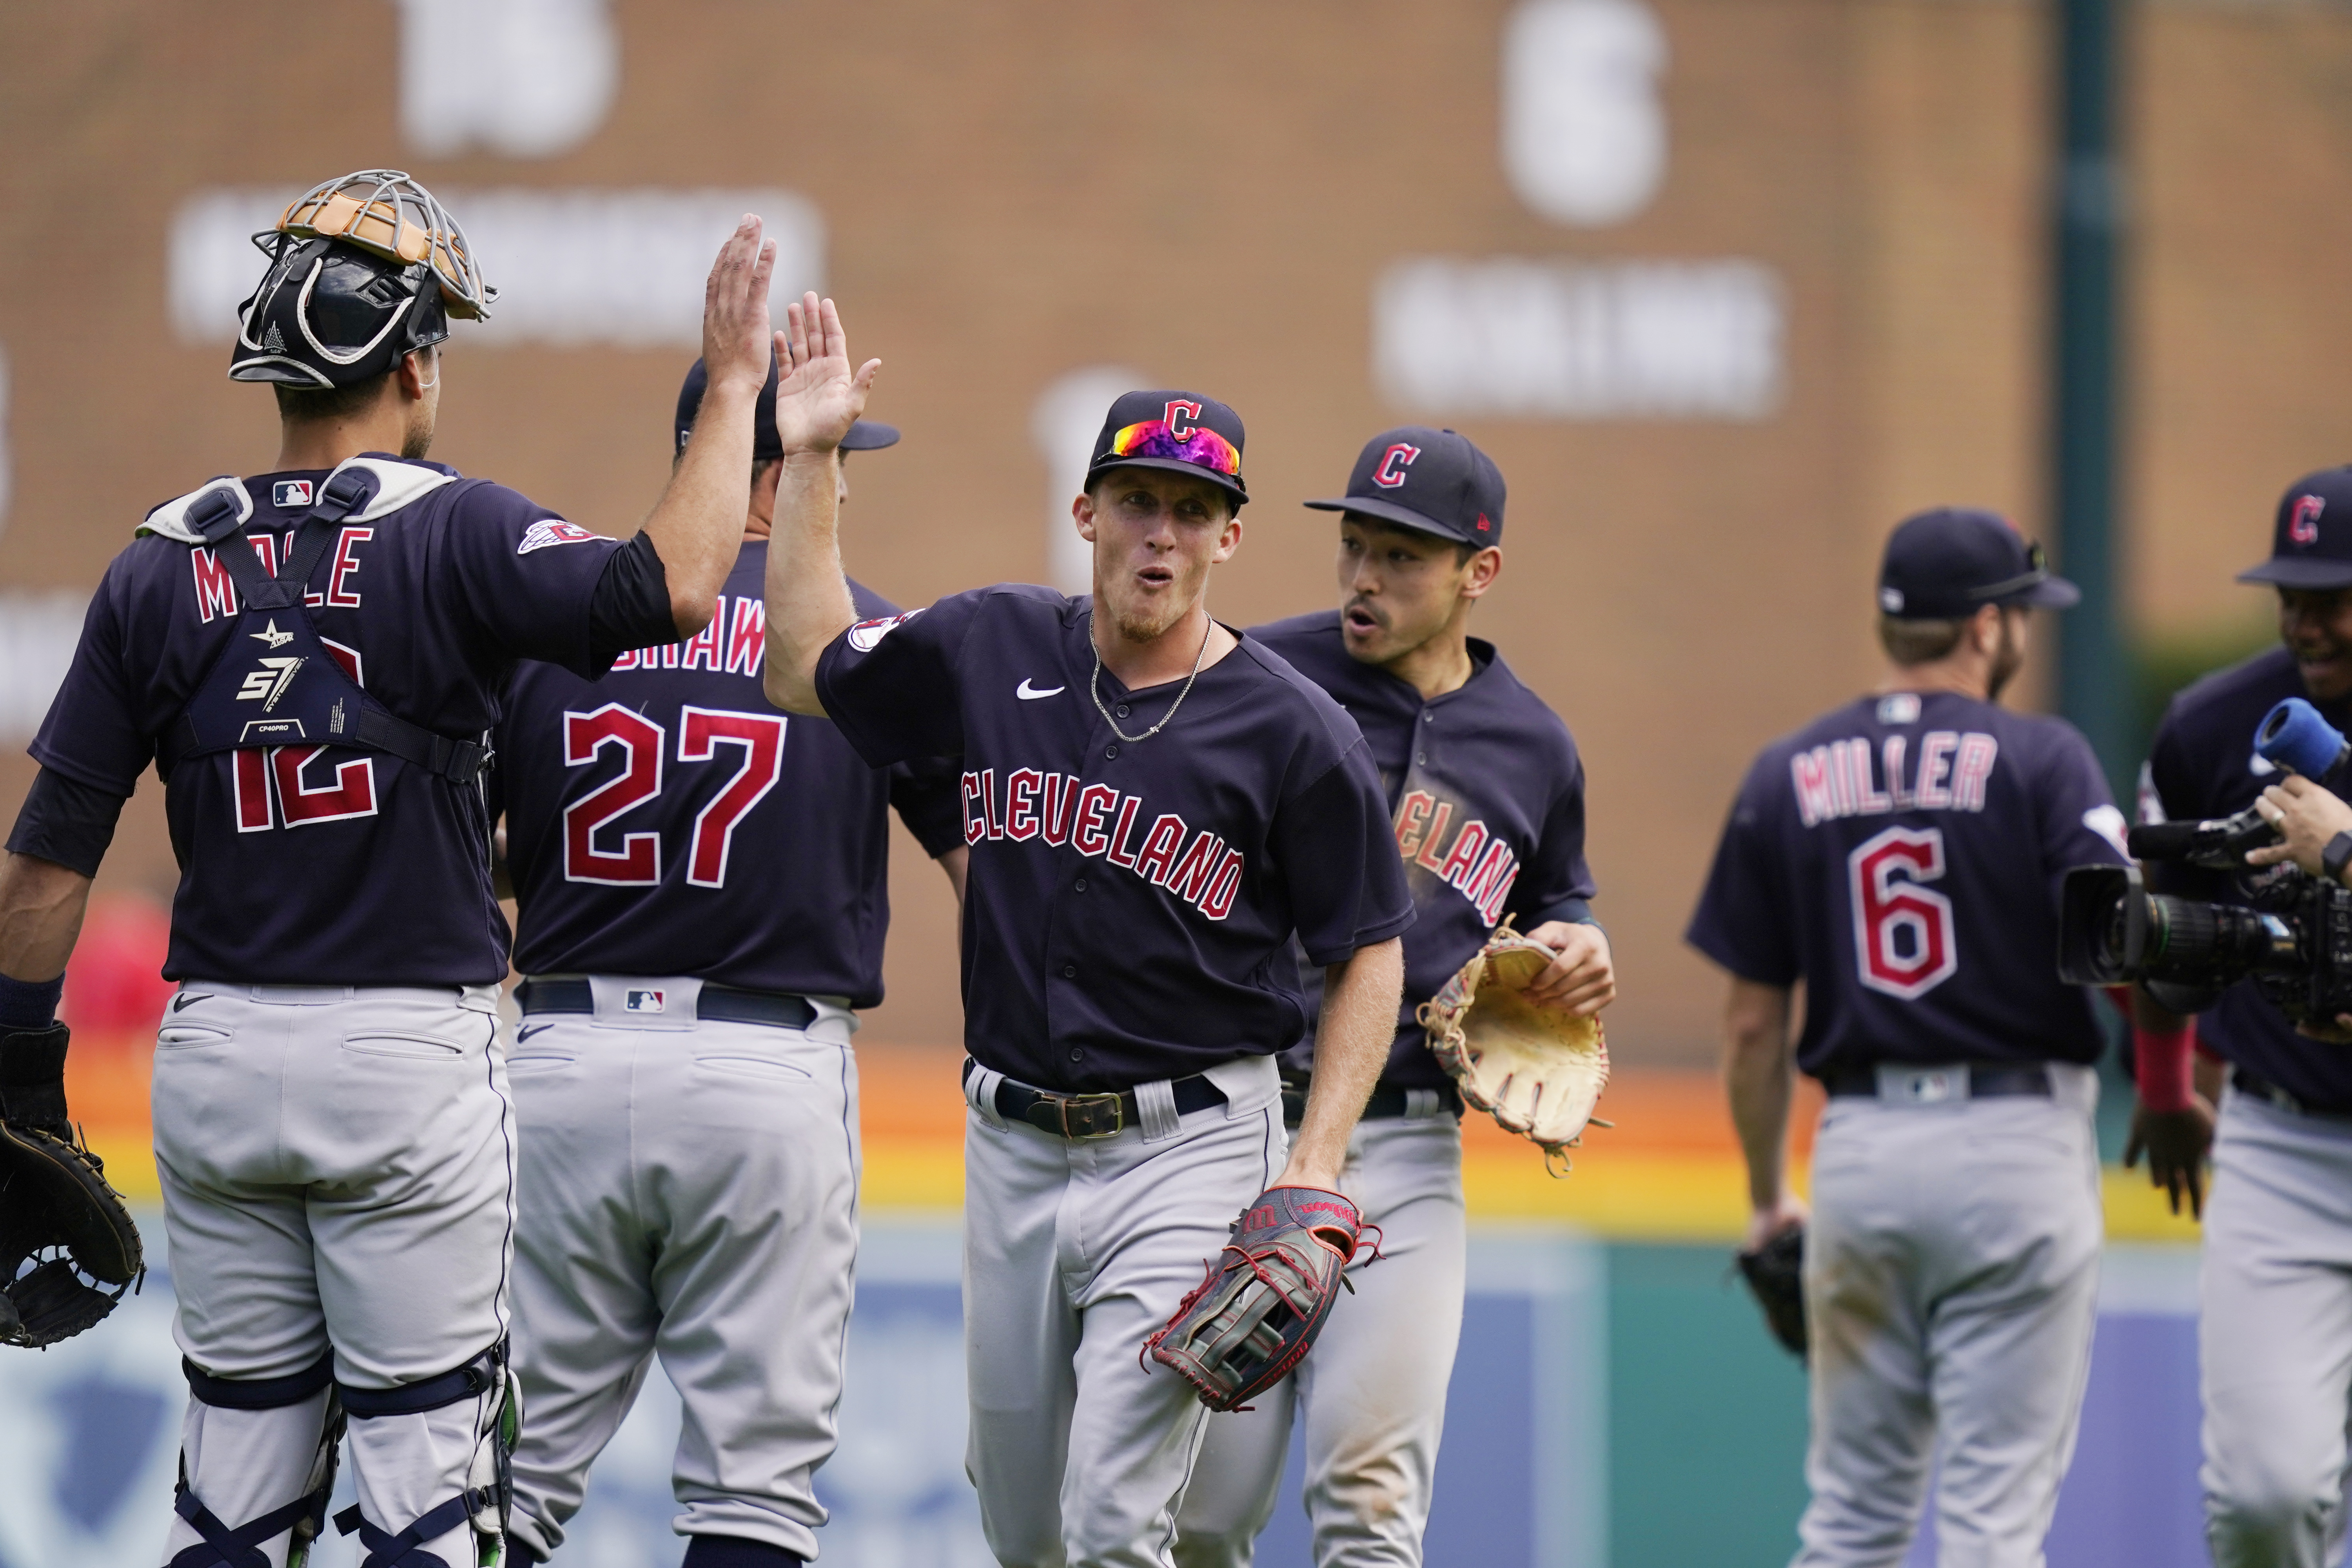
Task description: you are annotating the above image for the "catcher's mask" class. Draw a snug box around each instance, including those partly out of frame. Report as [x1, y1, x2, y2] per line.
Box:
[230, 170, 495, 390]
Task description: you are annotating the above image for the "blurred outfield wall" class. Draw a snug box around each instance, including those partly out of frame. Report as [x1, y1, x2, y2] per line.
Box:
[4, 0, 2351, 1067]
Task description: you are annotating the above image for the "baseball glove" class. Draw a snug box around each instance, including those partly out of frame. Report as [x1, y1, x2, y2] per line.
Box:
[1419, 921, 1610, 1175]
[1736, 1225, 1807, 1361]
[1143, 1186, 1368, 1412]
[0, 1024, 144, 1348]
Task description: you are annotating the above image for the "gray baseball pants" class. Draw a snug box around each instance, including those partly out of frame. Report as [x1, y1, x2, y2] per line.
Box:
[1794, 1063, 2103, 1568]
[960, 1053, 1287, 1568]
[1171, 1109, 1467, 1568]
[503, 979, 862, 1563]
[152, 981, 515, 1568]
[2201, 1087, 2352, 1568]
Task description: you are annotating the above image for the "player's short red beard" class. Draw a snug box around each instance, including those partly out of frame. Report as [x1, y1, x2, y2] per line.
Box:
[1103, 573, 1201, 644]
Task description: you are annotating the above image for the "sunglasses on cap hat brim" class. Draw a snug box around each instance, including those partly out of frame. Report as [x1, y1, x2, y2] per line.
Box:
[1097, 419, 1243, 479]
[1970, 541, 2081, 609]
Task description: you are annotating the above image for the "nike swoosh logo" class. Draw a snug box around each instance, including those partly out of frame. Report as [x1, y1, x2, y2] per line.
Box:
[172, 993, 198, 1012]
[1016, 679, 1064, 701]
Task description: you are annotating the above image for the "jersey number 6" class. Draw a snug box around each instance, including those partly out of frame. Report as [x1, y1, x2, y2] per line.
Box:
[561, 703, 786, 889]
[1847, 825, 1958, 1000]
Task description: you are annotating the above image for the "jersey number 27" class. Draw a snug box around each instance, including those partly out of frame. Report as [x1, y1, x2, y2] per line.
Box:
[562, 703, 785, 889]
[1847, 825, 1958, 1000]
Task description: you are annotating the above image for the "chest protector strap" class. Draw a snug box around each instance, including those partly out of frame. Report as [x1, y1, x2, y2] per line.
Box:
[158, 468, 491, 785]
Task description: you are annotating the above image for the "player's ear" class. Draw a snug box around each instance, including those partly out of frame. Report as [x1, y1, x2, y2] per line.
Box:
[1461, 545, 1504, 599]
[1073, 490, 1099, 543]
[1212, 513, 1243, 563]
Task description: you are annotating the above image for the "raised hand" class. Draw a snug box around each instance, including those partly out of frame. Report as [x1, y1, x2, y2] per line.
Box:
[702, 215, 778, 394]
[772, 292, 882, 456]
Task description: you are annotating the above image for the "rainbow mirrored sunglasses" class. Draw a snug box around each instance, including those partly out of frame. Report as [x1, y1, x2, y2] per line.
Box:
[1100, 419, 1243, 478]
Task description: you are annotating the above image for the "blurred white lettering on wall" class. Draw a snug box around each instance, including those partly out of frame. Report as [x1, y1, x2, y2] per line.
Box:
[0, 593, 91, 743]
[1031, 367, 1150, 596]
[396, 0, 619, 160]
[171, 189, 824, 350]
[1503, 0, 1670, 227]
[1375, 257, 1783, 420]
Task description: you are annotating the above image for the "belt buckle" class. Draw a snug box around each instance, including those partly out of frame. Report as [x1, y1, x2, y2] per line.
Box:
[1877, 1063, 1969, 1105]
[1054, 1092, 1126, 1140]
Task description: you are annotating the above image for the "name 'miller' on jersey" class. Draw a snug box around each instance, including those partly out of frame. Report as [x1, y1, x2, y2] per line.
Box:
[1790, 725, 2000, 828]
[960, 766, 1246, 920]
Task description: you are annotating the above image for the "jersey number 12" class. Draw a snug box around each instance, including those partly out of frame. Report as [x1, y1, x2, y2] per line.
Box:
[562, 703, 786, 889]
[1847, 825, 1958, 1000]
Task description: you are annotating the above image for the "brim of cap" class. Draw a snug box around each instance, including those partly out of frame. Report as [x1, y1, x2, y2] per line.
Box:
[2237, 557, 2352, 589]
[2008, 575, 2081, 609]
[842, 420, 899, 451]
[1087, 457, 1247, 501]
[1301, 495, 1475, 542]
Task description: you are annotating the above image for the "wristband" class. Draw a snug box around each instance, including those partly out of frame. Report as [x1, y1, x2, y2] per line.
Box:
[2132, 1018, 2197, 1114]
[0, 972, 63, 1033]
[2325, 831, 2352, 885]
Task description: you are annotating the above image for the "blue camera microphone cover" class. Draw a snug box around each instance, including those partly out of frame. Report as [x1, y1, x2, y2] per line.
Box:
[2256, 697, 2350, 780]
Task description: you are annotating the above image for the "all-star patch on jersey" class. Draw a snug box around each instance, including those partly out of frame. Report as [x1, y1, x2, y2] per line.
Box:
[1686, 690, 2127, 1076]
[815, 584, 1415, 1091]
[25, 459, 667, 986]
[494, 546, 965, 1004]
[2141, 646, 2352, 1111]
[1249, 612, 1595, 1090]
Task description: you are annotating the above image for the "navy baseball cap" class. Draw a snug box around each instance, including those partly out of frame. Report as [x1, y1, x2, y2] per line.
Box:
[1085, 390, 1247, 506]
[1304, 426, 1504, 546]
[674, 356, 898, 461]
[1877, 507, 2079, 620]
[2236, 467, 2352, 590]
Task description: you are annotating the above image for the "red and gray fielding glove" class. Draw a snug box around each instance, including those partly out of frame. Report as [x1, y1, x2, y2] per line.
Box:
[1143, 1185, 1370, 1412]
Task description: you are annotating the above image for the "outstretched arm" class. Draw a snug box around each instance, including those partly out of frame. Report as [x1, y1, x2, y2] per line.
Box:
[762, 294, 879, 715]
[1279, 937, 1405, 1190]
[637, 216, 779, 637]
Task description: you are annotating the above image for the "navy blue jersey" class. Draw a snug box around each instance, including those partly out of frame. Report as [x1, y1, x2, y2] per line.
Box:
[493, 547, 965, 1004]
[1686, 690, 2127, 1075]
[1249, 612, 1595, 1089]
[2141, 646, 2352, 1111]
[27, 460, 661, 985]
[813, 586, 1416, 1091]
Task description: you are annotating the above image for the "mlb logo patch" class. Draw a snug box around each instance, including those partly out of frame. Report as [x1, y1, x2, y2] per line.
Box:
[518, 519, 601, 555]
[273, 480, 315, 508]
[625, 989, 665, 1014]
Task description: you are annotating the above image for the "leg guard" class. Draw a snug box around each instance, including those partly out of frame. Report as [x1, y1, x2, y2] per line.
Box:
[681, 1536, 807, 1566]
[166, 1351, 345, 1568]
[333, 1340, 522, 1568]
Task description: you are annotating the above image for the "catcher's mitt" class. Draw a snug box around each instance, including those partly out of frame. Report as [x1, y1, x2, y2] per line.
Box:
[0, 1024, 144, 1348]
[1736, 1224, 1807, 1361]
[1419, 921, 1610, 1175]
[1143, 1186, 1368, 1412]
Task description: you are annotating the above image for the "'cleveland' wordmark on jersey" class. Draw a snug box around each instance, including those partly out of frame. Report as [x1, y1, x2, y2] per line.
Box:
[1394, 788, 1519, 925]
[960, 767, 1245, 920]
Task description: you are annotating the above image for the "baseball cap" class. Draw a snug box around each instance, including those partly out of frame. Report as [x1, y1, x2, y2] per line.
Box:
[1303, 426, 1504, 546]
[673, 356, 898, 461]
[1085, 391, 1247, 507]
[1877, 507, 2079, 620]
[2236, 467, 2352, 590]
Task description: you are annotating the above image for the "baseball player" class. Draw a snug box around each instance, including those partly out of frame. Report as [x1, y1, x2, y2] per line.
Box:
[1172, 426, 1613, 1567]
[489, 355, 967, 1567]
[1688, 507, 2129, 1567]
[2129, 465, 2352, 1568]
[0, 171, 776, 1568]
[755, 297, 1415, 1568]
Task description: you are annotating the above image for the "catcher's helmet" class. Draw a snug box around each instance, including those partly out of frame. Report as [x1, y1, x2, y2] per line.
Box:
[230, 170, 496, 389]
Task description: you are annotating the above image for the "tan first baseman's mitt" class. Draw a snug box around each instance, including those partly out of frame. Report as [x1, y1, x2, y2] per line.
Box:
[1418, 923, 1610, 1175]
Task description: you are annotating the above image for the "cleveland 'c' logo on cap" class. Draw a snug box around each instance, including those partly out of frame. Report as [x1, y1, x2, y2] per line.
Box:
[1165, 400, 1201, 440]
[1373, 443, 1422, 488]
[2292, 494, 2326, 546]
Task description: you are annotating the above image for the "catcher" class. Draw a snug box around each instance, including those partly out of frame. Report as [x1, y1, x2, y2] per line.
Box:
[1177, 426, 1613, 1568]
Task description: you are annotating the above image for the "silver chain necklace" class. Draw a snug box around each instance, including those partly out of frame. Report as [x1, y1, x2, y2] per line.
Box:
[1090, 609, 1213, 743]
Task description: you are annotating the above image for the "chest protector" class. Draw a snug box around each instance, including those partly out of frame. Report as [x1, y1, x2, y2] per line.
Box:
[153, 463, 491, 785]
